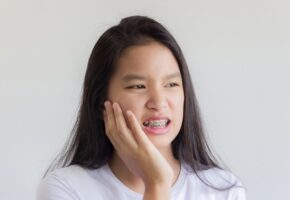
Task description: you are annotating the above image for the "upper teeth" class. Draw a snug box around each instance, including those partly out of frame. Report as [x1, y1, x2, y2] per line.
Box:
[144, 120, 169, 127]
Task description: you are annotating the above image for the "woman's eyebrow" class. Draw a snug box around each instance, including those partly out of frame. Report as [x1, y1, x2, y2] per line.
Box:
[121, 72, 181, 82]
[122, 74, 146, 81]
[165, 72, 181, 80]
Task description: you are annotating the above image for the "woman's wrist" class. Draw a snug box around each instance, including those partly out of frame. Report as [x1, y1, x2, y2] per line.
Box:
[143, 183, 171, 200]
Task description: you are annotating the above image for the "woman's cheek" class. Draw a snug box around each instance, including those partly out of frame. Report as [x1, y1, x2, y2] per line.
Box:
[170, 93, 184, 118]
[119, 95, 141, 111]
[120, 104, 141, 129]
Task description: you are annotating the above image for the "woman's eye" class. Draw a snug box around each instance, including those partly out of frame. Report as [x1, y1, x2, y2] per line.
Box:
[127, 85, 145, 89]
[167, 83, 179, 87]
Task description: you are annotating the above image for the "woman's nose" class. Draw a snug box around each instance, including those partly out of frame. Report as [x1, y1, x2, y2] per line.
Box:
[145, 87, 168, 111]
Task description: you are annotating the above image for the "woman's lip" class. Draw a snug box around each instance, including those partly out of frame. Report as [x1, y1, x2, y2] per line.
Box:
[142, 116, 170, 123]
[142, 121, 171, 135]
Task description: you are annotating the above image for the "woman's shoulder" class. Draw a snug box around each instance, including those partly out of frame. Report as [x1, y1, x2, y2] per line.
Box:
[45, 164, 89, 180]
[198, 167, 244, 187]
[36, 164, 109, 200]
[182, 164, 243, 186]
[180, 164, 246, 199]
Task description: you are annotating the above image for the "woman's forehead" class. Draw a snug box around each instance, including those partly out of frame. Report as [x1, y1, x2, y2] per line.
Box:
[115, 42, 180, 77]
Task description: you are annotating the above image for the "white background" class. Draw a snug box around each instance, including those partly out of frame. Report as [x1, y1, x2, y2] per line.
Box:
[0, 0, 289, 199]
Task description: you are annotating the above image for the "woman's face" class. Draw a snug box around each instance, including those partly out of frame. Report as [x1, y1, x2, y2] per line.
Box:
[107, 42, 184, 150]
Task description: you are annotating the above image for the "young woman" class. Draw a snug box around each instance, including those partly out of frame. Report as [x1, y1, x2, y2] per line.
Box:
[37, 15, 246, 200]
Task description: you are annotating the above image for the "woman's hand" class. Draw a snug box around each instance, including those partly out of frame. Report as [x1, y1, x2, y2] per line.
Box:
[103, 101, 174, 191]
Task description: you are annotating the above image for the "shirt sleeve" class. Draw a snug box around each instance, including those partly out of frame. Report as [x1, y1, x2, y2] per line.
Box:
[232, 186, 247, 200]
[36, 174, 79, 200]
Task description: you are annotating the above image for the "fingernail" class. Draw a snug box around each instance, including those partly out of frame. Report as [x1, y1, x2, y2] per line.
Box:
[104, 101, 109, 108]
[112, 102, 117, 109]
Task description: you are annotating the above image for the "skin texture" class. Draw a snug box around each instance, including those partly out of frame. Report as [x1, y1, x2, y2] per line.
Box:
[103, 41, 184, 198]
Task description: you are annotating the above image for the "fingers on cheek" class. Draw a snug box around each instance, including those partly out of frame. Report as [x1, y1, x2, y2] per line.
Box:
[103, 110, 114, 140]
[126, 111, 148, 145]
[126, 111, 138, 136]
[103, 102, 115, 133]
[103, 110, 109, 132]
[113, 103, 131, 133]
[127, 111, 137, 128]
[102, 103, 118, 148]
[126, 111, 133, 127]
[114, 105, 134, 147]
[112, 103, 121, 131]
[103, 112, 118, 148]
[124, 110, 133, 130]
[104, 103, 123, 146]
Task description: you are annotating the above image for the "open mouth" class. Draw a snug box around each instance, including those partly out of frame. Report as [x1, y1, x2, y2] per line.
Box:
[142, 119, 171, 128]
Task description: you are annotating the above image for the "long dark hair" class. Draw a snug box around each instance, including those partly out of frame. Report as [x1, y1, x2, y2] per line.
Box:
[45, 15, 236, 190]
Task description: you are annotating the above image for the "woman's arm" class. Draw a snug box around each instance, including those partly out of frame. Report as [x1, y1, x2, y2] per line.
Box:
[143, 184, 171, 200]
[103, 101, 173, 199]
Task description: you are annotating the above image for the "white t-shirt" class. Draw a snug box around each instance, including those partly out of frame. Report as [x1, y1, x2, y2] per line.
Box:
[36, 163, 246, 200]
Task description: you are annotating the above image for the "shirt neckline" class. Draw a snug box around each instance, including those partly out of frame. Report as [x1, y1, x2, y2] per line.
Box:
[102, 162, 187, 198]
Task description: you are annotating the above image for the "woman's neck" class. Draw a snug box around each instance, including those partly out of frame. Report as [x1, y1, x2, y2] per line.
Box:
[108, 147, 181, 194]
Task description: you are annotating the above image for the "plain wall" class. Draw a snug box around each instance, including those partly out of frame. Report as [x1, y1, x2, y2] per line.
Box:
[0, 0, 289, 199]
